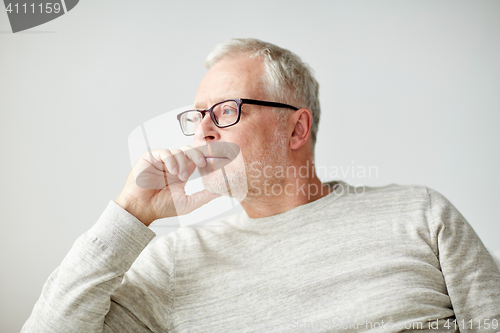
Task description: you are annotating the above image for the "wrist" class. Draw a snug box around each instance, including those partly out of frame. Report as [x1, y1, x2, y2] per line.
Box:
[114, 196, 153, 227]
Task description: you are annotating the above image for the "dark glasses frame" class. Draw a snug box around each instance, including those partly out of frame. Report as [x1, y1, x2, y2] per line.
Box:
[176, 98, 299, 136]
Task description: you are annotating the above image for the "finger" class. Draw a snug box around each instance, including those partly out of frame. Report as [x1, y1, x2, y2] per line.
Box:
[133, 149, 190, 189]
[147, 149, 183, 186]
[175, 189, 221, 215]
[138, 150, 164, 172]
[181, 145, 207, 168]
[156, 150, 178, 176]
[171, 149, 190, 181]
[131, 151, 166, 186]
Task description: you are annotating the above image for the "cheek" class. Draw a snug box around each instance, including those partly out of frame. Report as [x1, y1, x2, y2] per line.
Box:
[226, 115, 277, 153]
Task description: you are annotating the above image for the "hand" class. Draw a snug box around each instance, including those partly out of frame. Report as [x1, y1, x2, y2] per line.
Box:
[115, 146, 221, 226]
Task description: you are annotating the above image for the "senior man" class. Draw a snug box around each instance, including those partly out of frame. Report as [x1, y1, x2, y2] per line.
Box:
[23, 39, 500, 332]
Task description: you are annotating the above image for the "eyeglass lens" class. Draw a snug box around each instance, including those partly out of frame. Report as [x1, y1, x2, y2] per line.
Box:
[180, 100, 239, 134]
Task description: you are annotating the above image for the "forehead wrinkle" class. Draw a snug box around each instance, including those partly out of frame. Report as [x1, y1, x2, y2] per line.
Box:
[193, 95, 239, 110]
[194, 56, 266, 110]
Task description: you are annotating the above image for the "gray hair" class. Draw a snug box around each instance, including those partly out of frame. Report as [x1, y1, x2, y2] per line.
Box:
[205, 38, 321, 147]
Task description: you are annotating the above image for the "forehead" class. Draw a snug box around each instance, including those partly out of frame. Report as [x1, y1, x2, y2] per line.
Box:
[194, 55, 266, 109]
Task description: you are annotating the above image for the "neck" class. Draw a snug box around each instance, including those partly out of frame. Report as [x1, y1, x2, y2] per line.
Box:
[241, 160, 332, 219]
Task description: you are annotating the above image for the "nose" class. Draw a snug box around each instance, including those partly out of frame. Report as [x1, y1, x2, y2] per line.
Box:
[194, 111, 220, 144]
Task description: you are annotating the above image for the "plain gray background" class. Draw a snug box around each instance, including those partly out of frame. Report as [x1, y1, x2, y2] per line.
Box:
[1, 1, 499, 332]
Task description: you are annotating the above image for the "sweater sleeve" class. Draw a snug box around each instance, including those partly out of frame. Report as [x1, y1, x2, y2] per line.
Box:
[21, 201, 157, 333]
[427, 188, 500, 332]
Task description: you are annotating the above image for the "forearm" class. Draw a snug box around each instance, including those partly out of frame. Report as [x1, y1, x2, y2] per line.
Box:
[21, 201, 156, 333]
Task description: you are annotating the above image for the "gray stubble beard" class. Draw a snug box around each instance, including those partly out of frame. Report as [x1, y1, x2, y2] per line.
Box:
[201, 128, 289, 201]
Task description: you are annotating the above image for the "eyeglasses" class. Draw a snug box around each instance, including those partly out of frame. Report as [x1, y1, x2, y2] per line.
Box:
[176, 98, 299, 136]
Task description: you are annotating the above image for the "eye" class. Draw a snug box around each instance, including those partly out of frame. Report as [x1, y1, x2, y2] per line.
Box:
[222, 108, 236, 116]
[193, 113, 202, 122]
[219, 102, 237, 116]
[186, 112, 203, 124]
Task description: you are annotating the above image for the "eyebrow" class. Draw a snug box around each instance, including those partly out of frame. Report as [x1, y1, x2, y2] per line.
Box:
[193, 97, 235, 110]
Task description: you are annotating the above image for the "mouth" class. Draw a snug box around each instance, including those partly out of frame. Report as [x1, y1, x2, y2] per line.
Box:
[195, 142, 239, 159]
[202, 156, 230, 173]
[204, 156, 229, 162]
[193, 142, 240, 174]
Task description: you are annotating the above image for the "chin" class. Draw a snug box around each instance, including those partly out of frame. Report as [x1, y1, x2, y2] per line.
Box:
[201, 171, 226, 194]
[201, 168, 248, 201]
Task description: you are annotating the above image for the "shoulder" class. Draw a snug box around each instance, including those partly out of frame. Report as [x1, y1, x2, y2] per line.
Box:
[327, 181, 454, 218]
[331, 181, 431, 204]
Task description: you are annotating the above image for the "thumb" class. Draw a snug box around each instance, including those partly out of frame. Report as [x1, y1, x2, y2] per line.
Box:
[179, 190, 221, 215]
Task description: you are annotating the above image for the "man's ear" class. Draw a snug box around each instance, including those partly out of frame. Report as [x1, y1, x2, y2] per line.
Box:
[290, 108, 312, 150]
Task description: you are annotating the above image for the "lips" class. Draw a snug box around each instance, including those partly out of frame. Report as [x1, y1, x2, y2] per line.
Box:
[194, 142, 240, 175]
[204, 157, 229, 162]
[202, 157, 229, 173]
